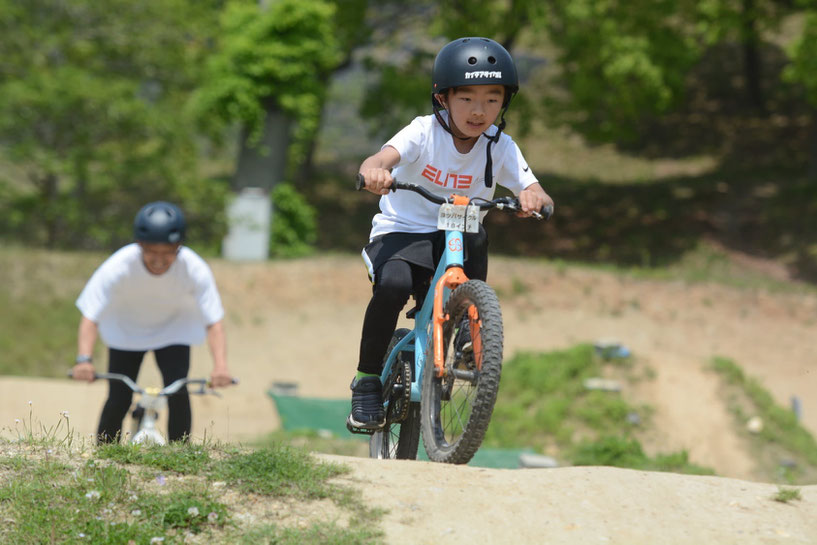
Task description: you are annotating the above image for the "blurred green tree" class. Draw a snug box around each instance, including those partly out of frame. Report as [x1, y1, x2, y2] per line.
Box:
[783, 8, 817, 176]
[191, 0, 351, 190]
[540, 0, 800, 145]
[0, 0, 229, 250]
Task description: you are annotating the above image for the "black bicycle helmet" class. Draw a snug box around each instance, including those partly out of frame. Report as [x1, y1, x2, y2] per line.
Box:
[432, 37, 519, 107]
[431, 37, 519, 188]
[134, 201, 186, 244]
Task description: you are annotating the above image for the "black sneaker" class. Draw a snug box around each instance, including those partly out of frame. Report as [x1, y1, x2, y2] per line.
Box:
[346, 376, 385, 430]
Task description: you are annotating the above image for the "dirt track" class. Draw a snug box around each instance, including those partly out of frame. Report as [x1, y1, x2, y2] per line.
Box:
[323, 454, 817, 545]
[2, 254, 816, 543]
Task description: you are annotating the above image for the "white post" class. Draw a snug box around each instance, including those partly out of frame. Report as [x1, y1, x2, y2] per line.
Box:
[222, 187, 271, 261]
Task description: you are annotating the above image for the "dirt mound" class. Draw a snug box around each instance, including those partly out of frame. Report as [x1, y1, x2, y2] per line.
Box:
[323, 454, 817, 545]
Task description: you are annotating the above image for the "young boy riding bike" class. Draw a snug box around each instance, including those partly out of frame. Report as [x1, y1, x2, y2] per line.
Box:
[349, 37, 554, 431]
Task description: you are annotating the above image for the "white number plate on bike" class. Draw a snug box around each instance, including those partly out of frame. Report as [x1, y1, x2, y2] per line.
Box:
[437, 203, 480, 233]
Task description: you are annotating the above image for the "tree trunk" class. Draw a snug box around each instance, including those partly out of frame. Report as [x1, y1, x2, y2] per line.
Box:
[224, 101, 293, 261]
[808, 112, 817, 179]
[234, 102, 293, 192]
[39, 171, 59, 248]
[741, 0, 765, 114]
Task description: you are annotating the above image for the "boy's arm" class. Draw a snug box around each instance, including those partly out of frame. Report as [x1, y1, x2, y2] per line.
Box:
[206, 320, 233, 388]
[72, 316, 99, 382]
[359, 146, 401, 195]
[518, 183, 554, 217]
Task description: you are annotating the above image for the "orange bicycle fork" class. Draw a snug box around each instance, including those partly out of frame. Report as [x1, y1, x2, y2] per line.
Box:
[432, 266, 468, 377]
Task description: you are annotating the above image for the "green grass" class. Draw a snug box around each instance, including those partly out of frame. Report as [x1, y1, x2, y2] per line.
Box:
[0, 455, 227, 544]
[571, 436, 713, 475]
[0, 246, 102, 377]
[97, 442, 212, 474]
[485, 344, 712, 475]
[486, 345, 640, 450]
[209, 444, 348, 500]
[0, 433, 384, 544]
[254, 430, 369, 458]
[772, 486, 802, 503]
[710, 356, 817, 483]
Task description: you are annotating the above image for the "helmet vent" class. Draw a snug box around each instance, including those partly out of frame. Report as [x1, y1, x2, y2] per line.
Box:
[488, 56, 496, 64]
[468, 56, 477, 65]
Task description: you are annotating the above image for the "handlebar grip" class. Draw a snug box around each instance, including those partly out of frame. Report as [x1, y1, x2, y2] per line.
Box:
[356, 173, 398, 193]
[540, 204, 554, 221]
[67, 369, 96, 379]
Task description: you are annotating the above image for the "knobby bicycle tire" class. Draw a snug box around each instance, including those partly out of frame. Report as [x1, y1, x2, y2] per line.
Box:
[421, 280, 503, 464]
[370, 328, 421, 460]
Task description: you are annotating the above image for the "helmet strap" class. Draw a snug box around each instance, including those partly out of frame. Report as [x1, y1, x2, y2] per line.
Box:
[432, 95, 472, 141]
[481, 106, 509, 188]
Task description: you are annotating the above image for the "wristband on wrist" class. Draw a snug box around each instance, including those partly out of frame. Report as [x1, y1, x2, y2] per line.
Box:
[75, 354, 93, 364]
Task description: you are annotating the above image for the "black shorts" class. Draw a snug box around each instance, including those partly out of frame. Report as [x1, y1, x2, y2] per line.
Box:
[361, 231, 444, 284]
[361, 226, 487, 285]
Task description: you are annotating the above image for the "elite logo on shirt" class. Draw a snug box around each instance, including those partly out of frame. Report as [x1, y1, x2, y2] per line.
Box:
[422, 164, 473, 189]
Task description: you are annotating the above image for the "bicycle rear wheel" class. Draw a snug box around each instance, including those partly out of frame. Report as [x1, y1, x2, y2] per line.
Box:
[421, 280, 503, 464]
[370, 329, 421, 459]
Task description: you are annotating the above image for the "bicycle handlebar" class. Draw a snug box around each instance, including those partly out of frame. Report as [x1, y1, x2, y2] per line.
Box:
[67, 371, 238, 396]
[355, 173, 553, 221]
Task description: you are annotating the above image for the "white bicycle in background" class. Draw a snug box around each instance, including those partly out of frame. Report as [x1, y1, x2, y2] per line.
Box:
[69, 372, 237, 445]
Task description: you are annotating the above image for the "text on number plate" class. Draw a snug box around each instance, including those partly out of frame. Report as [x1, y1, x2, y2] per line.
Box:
[437, 203, 479, 233]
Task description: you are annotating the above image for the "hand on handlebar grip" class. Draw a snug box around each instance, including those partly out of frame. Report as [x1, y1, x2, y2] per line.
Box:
[356, 171, 394, 195]
[69, 363, 96, 383]
[209, 373, 237, 389]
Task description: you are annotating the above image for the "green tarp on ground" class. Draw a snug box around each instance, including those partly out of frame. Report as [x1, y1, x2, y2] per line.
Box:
[268, 391, 533, 469]
[270, 392, 355, 438]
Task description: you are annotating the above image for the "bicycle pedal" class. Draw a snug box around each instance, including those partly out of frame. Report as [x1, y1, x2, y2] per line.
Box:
[345, 415, 381, 435]
[346, 422, 376, 435]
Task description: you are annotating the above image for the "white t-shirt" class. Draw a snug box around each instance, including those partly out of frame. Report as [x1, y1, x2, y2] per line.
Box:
[76, 243, 225, 351]
[369, 113, 539, 240]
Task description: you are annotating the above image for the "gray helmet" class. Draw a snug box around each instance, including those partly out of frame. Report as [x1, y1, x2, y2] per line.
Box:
[134, 201, 186, 244]
[432, 37, 519, 108]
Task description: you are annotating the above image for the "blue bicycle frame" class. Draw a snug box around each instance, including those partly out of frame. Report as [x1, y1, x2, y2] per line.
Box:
[378, 228, 467, 403]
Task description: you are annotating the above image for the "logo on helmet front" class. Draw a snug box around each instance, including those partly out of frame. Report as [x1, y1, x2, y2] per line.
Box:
[465, 71, 502, 79]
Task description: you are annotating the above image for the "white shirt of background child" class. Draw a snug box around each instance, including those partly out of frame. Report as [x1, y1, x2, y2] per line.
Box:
[369, 112, 539, 240]
[76, 243, 224, 351]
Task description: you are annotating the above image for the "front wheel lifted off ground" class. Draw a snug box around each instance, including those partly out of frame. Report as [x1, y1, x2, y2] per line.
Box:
[421, 280, 503, 464]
